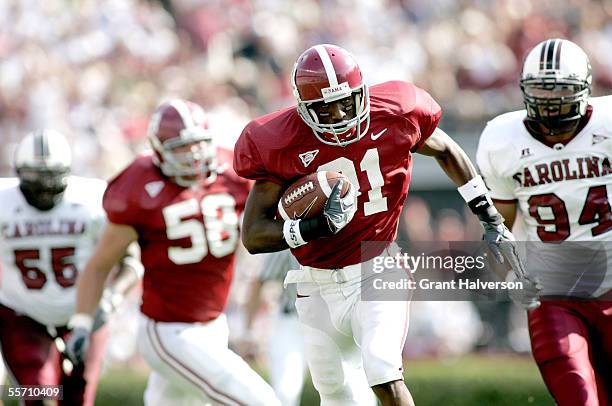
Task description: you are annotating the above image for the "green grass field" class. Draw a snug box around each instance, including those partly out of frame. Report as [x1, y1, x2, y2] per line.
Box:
[89, 354, 554, 406]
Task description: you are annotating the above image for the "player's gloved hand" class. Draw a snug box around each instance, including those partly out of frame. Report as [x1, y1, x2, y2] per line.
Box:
[284, 180, 357, 248]
[482, 220, 541, 310]
[65, 314, 93, 365]
[458, 175, 541, 310]
[322, 180, 357, 235]
[482, 220, 524, 275]
[508, 272, 541, 310]
[66, 328, 89, 365]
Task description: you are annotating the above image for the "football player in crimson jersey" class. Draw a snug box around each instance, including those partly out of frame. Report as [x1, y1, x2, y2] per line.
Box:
[234, 44, 533, 406]
[0, 129, 142, 406]
[68, 100, 280, 406]
[477, 39, 612, 406]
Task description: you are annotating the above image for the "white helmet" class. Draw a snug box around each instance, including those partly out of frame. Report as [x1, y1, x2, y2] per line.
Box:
[14, 129, 72, 210]
[520, 39, 592, 136]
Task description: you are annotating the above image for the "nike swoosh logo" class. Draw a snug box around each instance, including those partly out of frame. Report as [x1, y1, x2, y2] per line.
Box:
[370, 128, 388, 140]
[340, 198, 353, 212]
[294, 197, 318, 219]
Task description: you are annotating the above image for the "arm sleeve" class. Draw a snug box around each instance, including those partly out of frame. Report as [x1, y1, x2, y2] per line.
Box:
[410, 86, 442, 152]
[102, 173, 141, 227]
[476, 127, 516, 201]
[233, 125, 285, 185]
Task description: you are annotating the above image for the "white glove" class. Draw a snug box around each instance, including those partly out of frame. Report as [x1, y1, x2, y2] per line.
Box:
[323, 179, 357, 234]
[65, 314, 93, 365]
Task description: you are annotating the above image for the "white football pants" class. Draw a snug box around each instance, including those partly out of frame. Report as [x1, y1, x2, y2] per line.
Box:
[267, 312, 306, 406]
[286, 264, 411, 406]
[138, 313, 280, 406]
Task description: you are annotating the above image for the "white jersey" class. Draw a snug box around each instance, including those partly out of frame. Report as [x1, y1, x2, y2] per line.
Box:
[0, 176, 107, 326]
[477, 96, 612, 296]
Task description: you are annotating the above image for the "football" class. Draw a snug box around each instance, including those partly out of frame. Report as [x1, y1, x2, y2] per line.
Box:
[277, 171, 351, 220]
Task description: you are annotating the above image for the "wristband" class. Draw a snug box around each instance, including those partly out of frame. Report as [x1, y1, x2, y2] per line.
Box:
[298, 216, 332, 240]
[457, 175, 489, 203]
[459, 176, 504, 225]
[283, 219, 307, 248]
[68, 313, 94, 333]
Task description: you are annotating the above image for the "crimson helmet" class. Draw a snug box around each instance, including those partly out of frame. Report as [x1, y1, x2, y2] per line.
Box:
[292, 44, 370, 147]
[148, 99, 216, 187]
[520, 39, 592, 136]
[14, 129, 71, 211]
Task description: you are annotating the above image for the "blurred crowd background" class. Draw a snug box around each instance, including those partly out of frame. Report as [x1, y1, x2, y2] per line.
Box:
[2, 0, 612, 176]
[0, 0, 607, 377]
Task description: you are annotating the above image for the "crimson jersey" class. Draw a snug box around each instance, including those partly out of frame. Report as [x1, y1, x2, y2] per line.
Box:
[234, 81, 441, 268]
[104, 149, 250, 322]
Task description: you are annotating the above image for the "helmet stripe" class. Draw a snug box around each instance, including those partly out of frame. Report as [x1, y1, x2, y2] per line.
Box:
[554, 40, 563, 70]
[34, 129, 48, 159]
[35, 130, 42, 158]
[169, 99, 195, 130]
[545, 39, 556, 70]
[314, 45, 338, 87]
[41, 130, 49, 157]
[538, 40, 547, 70]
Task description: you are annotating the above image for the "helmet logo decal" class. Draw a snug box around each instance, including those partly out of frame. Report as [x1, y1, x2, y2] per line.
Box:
[298, 149, 319, 167]
[321, 82, 351, 103]
[314, 44, 339, 86]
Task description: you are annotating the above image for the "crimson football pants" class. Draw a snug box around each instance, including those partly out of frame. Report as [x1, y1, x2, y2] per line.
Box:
[528, 299, 612, 406]
[0, 304, 108, 406]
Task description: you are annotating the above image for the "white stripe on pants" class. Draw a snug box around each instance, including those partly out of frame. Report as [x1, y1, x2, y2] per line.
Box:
[138, 313, 280, 406]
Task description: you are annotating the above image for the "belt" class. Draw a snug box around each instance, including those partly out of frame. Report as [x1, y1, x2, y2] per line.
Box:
[284, 264, 362, 287]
